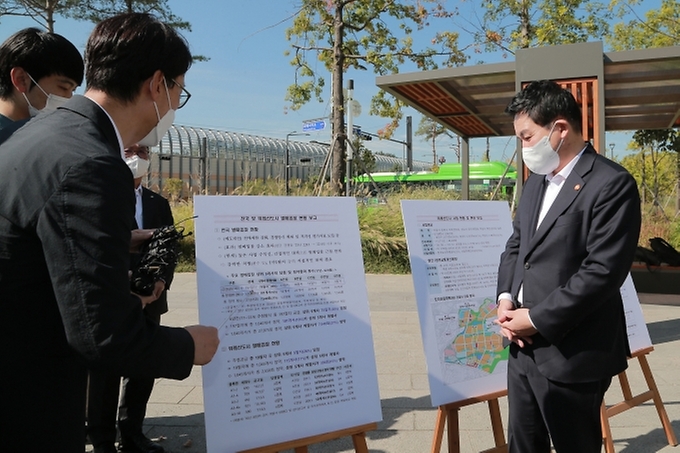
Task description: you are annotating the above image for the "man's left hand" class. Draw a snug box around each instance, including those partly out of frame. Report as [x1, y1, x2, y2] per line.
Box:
[130, 228, 154, 252]
[498, 308, 537, 348]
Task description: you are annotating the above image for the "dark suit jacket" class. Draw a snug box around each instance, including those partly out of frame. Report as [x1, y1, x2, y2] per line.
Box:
[133, 186, 175, 318]
[0, 117, 28, 145]
[0, 95, 194, 452]
[497, 145, 641, 383]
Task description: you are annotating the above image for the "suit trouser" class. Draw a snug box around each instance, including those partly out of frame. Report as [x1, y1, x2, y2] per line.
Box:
[117, 374, 155, 436]
[87, 311, 161, 445]
[87, 368, 121, 446]
[507, 344, 611, 453]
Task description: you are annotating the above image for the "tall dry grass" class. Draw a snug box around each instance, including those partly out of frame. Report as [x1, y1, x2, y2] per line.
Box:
[171, 181, 680, 273]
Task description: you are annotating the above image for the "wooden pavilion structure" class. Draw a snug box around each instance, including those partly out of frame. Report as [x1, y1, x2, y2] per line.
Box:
[376, 41, 680, 197]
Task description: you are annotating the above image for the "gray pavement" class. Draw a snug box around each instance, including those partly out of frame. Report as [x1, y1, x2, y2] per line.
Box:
[87, 274, 680, 453]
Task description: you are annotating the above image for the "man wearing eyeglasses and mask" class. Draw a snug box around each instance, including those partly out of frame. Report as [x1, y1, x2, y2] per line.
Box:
[0, 27, 83, 144]
[0, 13, 216, 453]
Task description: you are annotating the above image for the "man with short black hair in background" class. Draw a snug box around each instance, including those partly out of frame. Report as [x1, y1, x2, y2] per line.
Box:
[0, 27, 83, 143]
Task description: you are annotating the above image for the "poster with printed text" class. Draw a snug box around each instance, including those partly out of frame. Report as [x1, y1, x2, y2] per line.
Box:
[620, 273, 652, 354]
[194, 196, 381, 453]
[401, 200, 652, 408]
[401, 200, 513, 406]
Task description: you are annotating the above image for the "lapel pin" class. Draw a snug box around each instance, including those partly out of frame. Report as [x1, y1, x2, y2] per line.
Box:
[574, 184, 581, 191]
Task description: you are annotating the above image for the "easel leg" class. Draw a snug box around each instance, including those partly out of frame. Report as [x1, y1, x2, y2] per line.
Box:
[600, 402, 615, 453]
[446, 406, 461, 453]
[488, 399, 506, 449]
[431, 406, 446, 453]
[639, 354, 679, 446]
[351, 432, 369, 453]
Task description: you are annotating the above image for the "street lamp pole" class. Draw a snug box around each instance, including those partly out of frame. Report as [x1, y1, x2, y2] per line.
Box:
[285, 131, 310, 195]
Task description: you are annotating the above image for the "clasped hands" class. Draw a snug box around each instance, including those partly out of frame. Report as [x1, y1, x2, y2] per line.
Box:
[495, 298, 537, 348]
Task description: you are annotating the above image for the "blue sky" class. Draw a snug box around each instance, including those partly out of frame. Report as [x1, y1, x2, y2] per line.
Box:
[0, 0, 660, 163]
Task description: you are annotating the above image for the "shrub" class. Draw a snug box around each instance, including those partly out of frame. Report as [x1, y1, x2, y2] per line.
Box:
[170, 201, 196, 273]
[164, 178, 184, 202]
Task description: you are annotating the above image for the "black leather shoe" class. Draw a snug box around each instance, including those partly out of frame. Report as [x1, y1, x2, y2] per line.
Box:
[93, 443, 118, 453]
[118, 433, 164, 453]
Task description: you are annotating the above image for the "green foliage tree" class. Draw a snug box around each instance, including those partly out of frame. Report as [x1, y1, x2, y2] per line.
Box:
[472, 0, 612, 55]
[1, 1, 201, 58]
[626, 129, 680, 214]
[607, 0, 680, 50]
[62, 0, 190, 31]
[0, 1, 22, 19]
[607, 0, 680, 213]
[350, 137, 377, 177]
[62, 0, 206, 60]
[285, 0, 467, 195]
[3, 0, 68, 32]
[415, 116, 452, 166]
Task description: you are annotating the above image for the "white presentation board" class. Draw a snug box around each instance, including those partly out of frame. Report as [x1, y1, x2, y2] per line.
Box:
[621, 273, 652, 354]
[401, 200, 513, 407]
[194, 196, 381, 453]
[402, 200, 652, 407]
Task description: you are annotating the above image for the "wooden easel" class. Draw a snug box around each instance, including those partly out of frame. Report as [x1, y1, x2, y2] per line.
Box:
[430, 347, 678, 453]
[600, 347, 678, 453]
[430, 390, 508, 453]
[237, 422, 377, 453]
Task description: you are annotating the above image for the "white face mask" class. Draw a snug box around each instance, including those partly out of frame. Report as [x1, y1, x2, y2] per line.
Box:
[125, 155, 150, 178]
[22, 74, 71, 117]
[138, 78, 175, 147]
[521, 122, 563, 175]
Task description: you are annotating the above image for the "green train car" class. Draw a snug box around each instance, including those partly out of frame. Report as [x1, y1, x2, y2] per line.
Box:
[354, 161, 517, 192]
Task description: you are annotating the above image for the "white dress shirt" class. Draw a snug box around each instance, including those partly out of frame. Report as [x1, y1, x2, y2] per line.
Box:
[134, 184, 144, 229]
[498, 146, 587, 323]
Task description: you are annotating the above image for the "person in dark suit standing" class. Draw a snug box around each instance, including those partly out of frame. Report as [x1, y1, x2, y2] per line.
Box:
[87, 144, 175, 453]
[496, 80, 641, 453]
[0, 13, 217, 453]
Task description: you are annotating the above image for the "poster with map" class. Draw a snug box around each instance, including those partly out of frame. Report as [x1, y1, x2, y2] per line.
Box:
[401, 200, 513, 406]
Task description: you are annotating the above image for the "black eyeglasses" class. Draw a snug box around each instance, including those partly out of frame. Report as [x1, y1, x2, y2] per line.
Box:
[171, 78, 191, 109]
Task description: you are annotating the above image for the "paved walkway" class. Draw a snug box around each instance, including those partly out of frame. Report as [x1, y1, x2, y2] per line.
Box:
[87, 274, 680, 453]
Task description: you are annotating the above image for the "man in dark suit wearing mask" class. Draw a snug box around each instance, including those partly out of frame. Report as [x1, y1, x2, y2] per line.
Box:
[87, 144, 175, 453]
[496, 80, 641, 453]
[0, 13, 218, 453]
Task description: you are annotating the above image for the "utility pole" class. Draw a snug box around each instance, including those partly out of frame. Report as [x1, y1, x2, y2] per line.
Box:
[346, 79, 354, 197]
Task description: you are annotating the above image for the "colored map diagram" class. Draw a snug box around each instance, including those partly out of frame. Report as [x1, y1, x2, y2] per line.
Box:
[433, 297, 508, 383]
